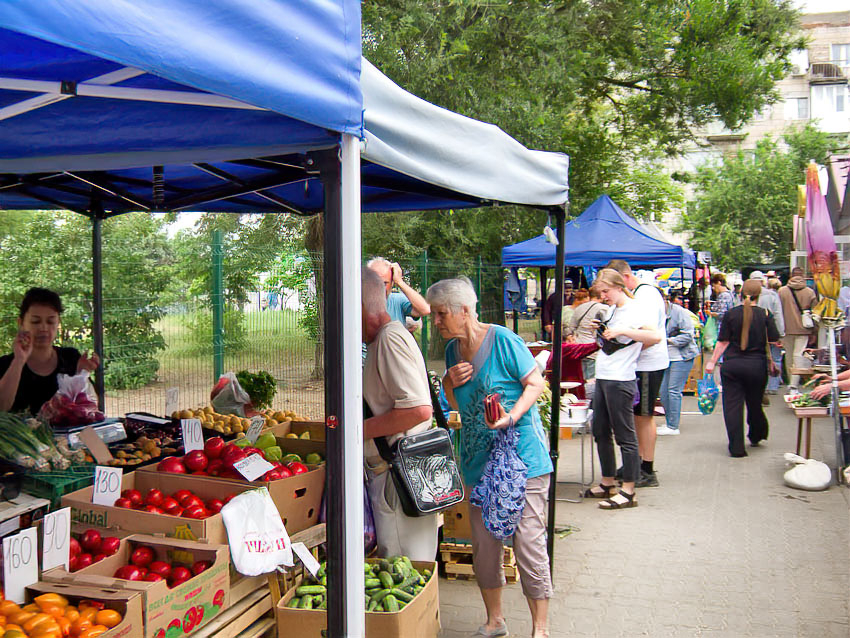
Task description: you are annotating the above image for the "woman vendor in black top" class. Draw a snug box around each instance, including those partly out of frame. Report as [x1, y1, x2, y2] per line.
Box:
[0, 288, 99, 415]
[705, 279, 780, 457]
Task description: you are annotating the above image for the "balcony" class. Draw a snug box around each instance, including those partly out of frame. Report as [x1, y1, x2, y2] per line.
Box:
[809, 61, 848, 84]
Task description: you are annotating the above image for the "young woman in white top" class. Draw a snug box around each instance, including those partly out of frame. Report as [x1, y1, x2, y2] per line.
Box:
[584, 269, 662, 509]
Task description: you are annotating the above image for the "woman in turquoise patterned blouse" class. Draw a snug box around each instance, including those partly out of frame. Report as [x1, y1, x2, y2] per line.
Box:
[427, 277, 552, 638]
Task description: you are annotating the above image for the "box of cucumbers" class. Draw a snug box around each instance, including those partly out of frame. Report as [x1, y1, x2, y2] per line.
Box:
[276, 555, 440, 637]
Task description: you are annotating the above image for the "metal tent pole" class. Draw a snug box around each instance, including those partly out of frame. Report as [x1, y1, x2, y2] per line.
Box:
[317, 136, 364, 638]
[546, 205, 566, 571]
[90, 205, 105, 411]
[828, 322, 846, 480]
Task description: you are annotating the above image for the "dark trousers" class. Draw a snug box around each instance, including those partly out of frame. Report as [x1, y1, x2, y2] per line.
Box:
[592, 379, 640, 482]
[720, 356, 769, 455]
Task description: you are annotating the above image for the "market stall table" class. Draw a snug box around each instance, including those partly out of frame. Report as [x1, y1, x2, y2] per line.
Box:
[556, 407, 595, 504]
[792, 407, 831, 458]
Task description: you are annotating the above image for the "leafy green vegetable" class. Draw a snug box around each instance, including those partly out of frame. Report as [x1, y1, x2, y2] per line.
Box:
[235, 370, 277, 409]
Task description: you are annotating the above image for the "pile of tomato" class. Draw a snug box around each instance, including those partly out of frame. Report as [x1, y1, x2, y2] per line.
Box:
[0, 592, 122, 638]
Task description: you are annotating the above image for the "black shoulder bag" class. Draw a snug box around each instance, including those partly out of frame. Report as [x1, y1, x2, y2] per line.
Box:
[365, 379, 464, 517]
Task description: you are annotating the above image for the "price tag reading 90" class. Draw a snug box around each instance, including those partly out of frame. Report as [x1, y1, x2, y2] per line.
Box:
[92, 466, 123, 506]
[181, 418, 204, 452]
[42, 507, 71, 571]
[3, 527, 38, 603]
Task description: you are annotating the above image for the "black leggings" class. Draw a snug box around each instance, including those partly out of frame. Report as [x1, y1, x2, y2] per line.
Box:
[720, 356, 768, 456]
[592, 379, 640, 482]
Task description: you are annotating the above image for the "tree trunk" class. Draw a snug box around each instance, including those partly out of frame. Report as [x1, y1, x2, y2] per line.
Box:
[306, 215, 325, 380]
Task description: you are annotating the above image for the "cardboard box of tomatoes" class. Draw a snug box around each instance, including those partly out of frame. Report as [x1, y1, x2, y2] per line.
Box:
[43, 534, 230, 638]
[61, 471, 252, 544]
[24, 581, 144, 638]
[137, 437, 325, 535]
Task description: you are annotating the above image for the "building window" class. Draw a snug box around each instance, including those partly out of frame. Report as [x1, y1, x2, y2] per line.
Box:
[812, 84, 848, 116]
[785, 97, 809, 120]
[832, 43, 850, 69]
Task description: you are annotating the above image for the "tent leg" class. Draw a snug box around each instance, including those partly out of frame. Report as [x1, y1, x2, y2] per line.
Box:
[539, 267, 547, 340]
[547, 205, 566, 572]
[90, 207, 105, 411]
[316, 136, 364, 638]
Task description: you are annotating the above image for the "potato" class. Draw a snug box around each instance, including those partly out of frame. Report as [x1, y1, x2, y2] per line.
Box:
[223, 426, 232, 435]
[273, 411, 287, 422]
[231, 424, 243, 433]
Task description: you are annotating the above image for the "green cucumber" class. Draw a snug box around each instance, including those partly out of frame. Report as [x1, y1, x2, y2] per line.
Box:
[367, 598, 379, 612]
[383, 594, 399, 612]
[370, 589, 392, 604]
[390, 588, 414, 602]
[298, 594, 314, 609]
[364, 578, 382, 589]
[378, 571, 394, 589]
[296, 585, 327, 596]
[286, 597, 301, 608]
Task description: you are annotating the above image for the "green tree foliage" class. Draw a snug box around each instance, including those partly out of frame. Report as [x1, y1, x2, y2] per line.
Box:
[0, 212, 172, 389]
[680, 123, 840, 270]
[360, 0, 803, 265]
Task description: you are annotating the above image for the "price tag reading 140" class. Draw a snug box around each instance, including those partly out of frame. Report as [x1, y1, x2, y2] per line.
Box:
[92, 466, 123, 506]
[181, 418, 204, 452]
[245, 416, 266, 444]
[3, 527, 38, 603]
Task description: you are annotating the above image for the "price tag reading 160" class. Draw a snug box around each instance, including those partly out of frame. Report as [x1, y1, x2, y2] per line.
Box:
[3, 527, 38, 603]
[92, 466, 123, 506]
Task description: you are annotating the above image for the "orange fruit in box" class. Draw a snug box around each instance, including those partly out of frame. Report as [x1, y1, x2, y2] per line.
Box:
[78, 626, 108, 638]
[94, 610, 121, 629]
[8, 611, 36, 626]
[64, 608, 80, 622]
[34, 595, 68, 610]
[70, 617, 92, 635]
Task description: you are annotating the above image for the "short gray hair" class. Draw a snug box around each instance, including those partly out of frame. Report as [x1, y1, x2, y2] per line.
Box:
[366, 257, 392, 278]
[426, 277, 478, 320]
[362, 266, 387, 315]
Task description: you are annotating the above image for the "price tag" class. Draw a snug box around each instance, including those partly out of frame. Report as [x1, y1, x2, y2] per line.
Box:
[181, 418, 204, 452]
[3, 527, 38, 603]
[165, 387, 179, 416]
[245, 416, 265, 444]
[233, 453, 275, 482]
[42, 507, 71, 570]
[92, 466, 123, 506]
[291, 542, 321, 578]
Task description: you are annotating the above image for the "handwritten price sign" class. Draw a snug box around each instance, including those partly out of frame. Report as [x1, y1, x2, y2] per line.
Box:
[3, 527, 38, 603]
[92, 466, 123, 506]
[42, 507, 71, 571]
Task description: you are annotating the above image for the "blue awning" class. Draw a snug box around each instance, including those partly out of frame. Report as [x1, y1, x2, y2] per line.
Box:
[502, 195, 695, 268]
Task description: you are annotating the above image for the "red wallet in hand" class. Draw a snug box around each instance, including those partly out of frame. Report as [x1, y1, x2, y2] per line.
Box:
[483, 393, 501, 423]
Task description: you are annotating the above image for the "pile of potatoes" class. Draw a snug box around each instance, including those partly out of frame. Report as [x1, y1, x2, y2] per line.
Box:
[171, 407, 303, 436]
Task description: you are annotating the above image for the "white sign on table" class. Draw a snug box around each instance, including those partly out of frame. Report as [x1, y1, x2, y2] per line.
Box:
[3, 527, 38, 603]
[245, 416, 266, 444]
[233, 453, 275, 482]
[92, 466, 123, 506]
[165, 386, 179, 417]
[42, 507, 71, 570]
[181, 418, 204, 452]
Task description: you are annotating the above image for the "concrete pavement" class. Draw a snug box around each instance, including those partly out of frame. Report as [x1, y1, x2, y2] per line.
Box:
[438, 394, 850, 637]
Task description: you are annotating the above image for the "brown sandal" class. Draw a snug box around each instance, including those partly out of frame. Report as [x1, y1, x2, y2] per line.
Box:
[583, 483, 617, 499]
[599, 490, 638, 510]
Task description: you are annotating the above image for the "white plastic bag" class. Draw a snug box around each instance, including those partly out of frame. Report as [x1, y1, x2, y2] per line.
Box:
[221, 488, 293, 575]
[783, 453, 832, 491]
[210, 371, 251, 416]
[38, 371, 105, 427]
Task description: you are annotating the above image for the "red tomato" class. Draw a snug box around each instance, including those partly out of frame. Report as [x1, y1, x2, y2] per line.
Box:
[206, 499, 224, 513]
[121, 489, 143, 506]
[144, 488, 164, 506]
[191, 560, 212, 576]
[80, 530, 102, 554]
[286, 462, 308, 475]
[204, 436, 225, 460]
[160, 497, 180, 513]
[181, 505, 207, 519]
[169, 566, 193, 588]
[130, 545, 156, 567]
[183, 450, 209, 472]
[114, 565, 143, 581]
[144, 572, 165, 582]
[114, 497, 133, 509]
[69, 536, 82, 556]
[206, 459, 225, 476]
[101, 537, 121, 556]
[173, 490, 194, 506]
[148, 560, 172, 578]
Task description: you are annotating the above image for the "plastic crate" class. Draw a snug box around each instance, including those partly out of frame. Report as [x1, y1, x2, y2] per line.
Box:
[23, 464, 95, 507]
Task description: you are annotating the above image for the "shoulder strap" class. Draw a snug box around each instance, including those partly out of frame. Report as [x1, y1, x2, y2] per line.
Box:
[574, 302, 598, 328]
[789, 287, 804, 314]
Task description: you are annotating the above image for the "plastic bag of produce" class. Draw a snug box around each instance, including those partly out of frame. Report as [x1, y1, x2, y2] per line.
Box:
[222, 487, 293, 575]
[38, 371, 104, 428]
[697, 374, 720, 415]
[210, 371, 251, 416]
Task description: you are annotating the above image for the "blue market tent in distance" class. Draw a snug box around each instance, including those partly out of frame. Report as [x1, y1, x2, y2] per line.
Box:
[501, 194, 695, 268]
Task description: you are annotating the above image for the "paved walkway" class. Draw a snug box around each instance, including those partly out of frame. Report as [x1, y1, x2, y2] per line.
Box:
[438, 394, 850, 637]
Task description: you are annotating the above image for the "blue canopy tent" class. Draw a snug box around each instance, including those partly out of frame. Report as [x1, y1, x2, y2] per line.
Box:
[502, 194, 696, 268]
[0, 2, 570, 632]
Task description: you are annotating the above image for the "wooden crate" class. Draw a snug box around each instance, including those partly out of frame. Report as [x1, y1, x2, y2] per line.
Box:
[439, 542, 517, 584]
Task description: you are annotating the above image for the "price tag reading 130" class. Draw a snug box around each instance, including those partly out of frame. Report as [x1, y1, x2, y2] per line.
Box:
[42, 507, 71, 571]
[181, 418, 204, 452]
[92, 466, 123, 506]
[3, 527, 38, 603]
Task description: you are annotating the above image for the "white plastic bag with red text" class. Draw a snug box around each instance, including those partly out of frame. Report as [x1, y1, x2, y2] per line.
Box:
[221, 488, 293, 575]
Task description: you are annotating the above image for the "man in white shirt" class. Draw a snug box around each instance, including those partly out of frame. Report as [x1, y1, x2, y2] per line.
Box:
[605, 260, 670, 487]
